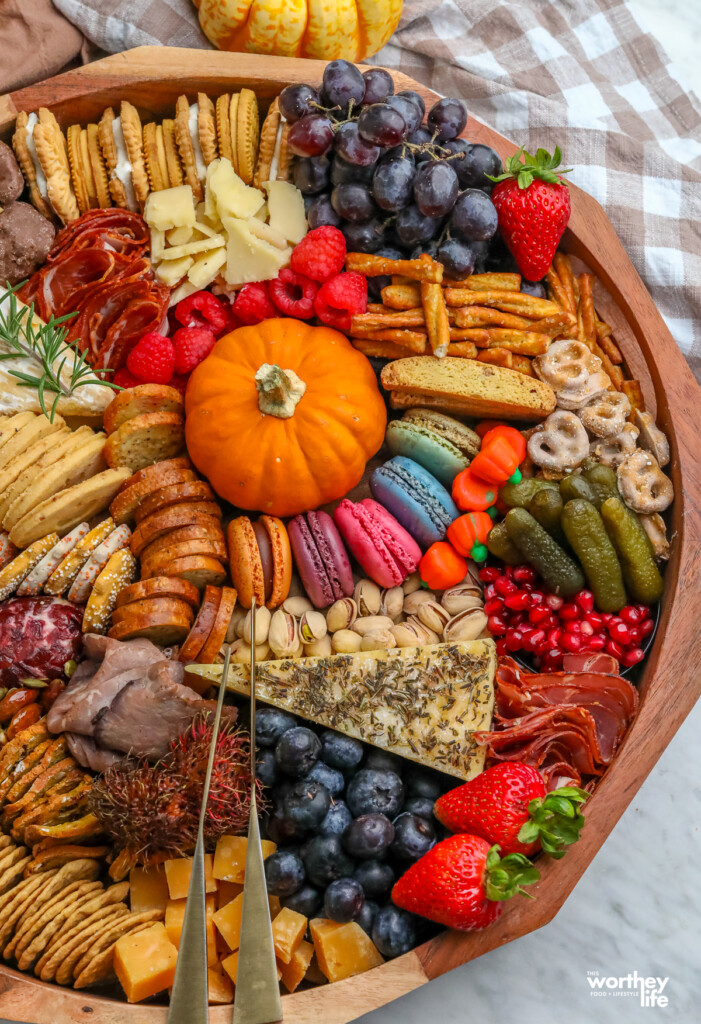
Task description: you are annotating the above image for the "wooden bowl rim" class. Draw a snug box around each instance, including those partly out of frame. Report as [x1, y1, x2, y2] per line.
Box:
[0, 48, 699, 1024]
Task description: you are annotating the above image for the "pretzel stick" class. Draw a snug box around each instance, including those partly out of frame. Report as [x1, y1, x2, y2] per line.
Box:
[480, 329, 551, 355]
[392, 275, 416, 286]
[510, 354, 536, 376]
[350, 329, 428, 353]
[477, 348, 513, 368]
[446, 341, 479, 358]
[621, 379, 645, 413]
[443, 272, 522, 291]
[579, 275, 597, 345]
[367, 303, 391, 313]
[454, 306, 532, 329]
[528, 311, 578, 337]
[346, 253, 443, 282]
[421, 280, 451, 357]
[353, 311, 427, 329]
[382, 284, 422, 309]
[352, 339, 421, 359]
[545, 266, 570, 311]
[595, 319, 613, 339]
[449, 328, 491, 343]
[444, 289, 561, 317]
[553, 254, 577, 313]
[598, 334, 623, 365]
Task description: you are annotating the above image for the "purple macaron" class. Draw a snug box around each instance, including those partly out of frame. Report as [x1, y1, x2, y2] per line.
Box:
[288, 511, 354, 609]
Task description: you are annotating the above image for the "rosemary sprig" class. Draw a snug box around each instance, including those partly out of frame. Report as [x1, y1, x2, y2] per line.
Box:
[0, 281, 121, 422]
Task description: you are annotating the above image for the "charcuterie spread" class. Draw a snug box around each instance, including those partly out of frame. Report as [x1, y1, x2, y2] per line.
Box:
[0, 59, 674, 1005]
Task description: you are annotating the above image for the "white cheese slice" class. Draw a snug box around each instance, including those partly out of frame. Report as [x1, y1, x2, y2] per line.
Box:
[168, 280, 198, 307]
[187, 248, 227, 289]
[144, 185, 196, 231]
[156, 256, 194, 286]
[150, 228, 166, 260]
[206, 158, 265, 221]
[166, 225, 194, 246]
[265, 180, 308, 245]
[245, 217, 288, 251]
[222, 217, 291, 286]
[158, 234, 226, 260]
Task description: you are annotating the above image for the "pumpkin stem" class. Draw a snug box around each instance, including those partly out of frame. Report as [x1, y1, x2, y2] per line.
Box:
[255, 363, 307, 419]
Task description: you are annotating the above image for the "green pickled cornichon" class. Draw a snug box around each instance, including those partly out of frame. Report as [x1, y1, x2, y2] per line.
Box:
[600, 496, 664, 604]
[499, 478, 559, 508]
[505, 508, 585, 596]
[486, 521, 523, 565]
[561, 498, 627, 612]
[583, 464, 620, 508]
[529, 488, 567, 546]
[559, 474, 598, 506]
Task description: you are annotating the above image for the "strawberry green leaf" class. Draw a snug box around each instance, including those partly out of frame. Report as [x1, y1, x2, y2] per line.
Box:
[517, 787, 589, 857]
[484, 845, 540, 902]
[485, 144, 573, 189]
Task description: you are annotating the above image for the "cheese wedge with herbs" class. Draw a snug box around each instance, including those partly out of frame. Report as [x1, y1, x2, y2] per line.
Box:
[189, 640, 496, 780]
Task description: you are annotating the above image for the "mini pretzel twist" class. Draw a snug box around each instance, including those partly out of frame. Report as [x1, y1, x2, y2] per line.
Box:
[589, 422, 639, 467]
[556, 370, 612, 410]
[617, 449, 674, 513]
[533, 339, 600, 392]
[579, 390, 631, 438]
[527, 410, 590, 471]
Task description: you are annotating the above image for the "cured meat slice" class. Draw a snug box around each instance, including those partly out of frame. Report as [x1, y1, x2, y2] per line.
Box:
[0, 596, 82, 687]
[65, 733, 124, 773]
[45, 208, 150, 262]
[34, 250, 128, 320]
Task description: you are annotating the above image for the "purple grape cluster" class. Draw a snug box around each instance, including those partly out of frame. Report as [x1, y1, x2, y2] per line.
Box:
[281, 60, 503, 279]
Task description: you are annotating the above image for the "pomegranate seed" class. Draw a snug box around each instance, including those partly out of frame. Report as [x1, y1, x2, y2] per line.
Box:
[529, 606, 550, 626]
[545, 594, 564, 611]
[600, 613, 613, 624]
[587, 635, 606, 651]
[542, 649, 563, 669]
[505, 629, 523, 652]
[502, 565, 514, 577]
[605, 639, 624, 660]
[520, 624, 535, 639]
[487, 614, 507, 636]
[575, 590, 595, 613]
[635, 604, 650, 618]
[509, 612, 526, 626]
[561, 632, 582, 653]
[565, 620, 582, 634]
[484, 583, 497, 600]
[547, 627, 563, 647]
[495, 639, 508, 657]
[484, 597, 504, 616]
[584, 611, 603, 631]
[524, 628, 546, 652]
[535, 639, 550, 657]
[494, 576, 517, 597]
[512, 566, 537, 584]
[559, 602, 580, 621]
[521, 582, 534, 592]
[529, 591, 545, 605]
[640, 618, 655, 637]
[620, 605, 642, 625]
[540, 615, 559, 631]
[622, 647, 645, 668]
[627, 626, 643, 645]
[580, 620, 594, 636]
[609, 620, 631, 645]
[479, 566, 500, 582]
[504, 591, 530, 611]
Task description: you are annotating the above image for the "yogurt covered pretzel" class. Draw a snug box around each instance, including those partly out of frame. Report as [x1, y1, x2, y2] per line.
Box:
[533, 339, 601, 392]
[579, 390, 631, 438]
[589, 422, 639, 467]
[527, 409, 590, 471]
[617, 449, 674, 513]
[556, 370, 611, 410]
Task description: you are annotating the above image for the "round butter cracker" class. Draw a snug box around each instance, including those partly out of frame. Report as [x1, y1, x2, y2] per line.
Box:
[236, 88, 259, 185]
[198, 92, 218, 166]
[120, 100, 149, 208]
[174, 94, 203, 201]
[143, 121, 169, 192]
[87, 123, 111, 208]
[254, 98, 280, 190]
[216, 93, 233, 163]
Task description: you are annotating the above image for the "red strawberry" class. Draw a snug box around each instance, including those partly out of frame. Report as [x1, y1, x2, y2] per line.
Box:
[434, 762, 588, 857]
[126, 332, 175, 384]
[391, 834, 539, 931]
[489, 147, 571, 281]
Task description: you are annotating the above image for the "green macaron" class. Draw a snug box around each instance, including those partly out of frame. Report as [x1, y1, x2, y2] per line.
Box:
[386, 409, 480, 488]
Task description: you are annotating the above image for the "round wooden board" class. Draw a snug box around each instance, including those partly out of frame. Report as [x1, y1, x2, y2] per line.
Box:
[0, 48, 699, 1024]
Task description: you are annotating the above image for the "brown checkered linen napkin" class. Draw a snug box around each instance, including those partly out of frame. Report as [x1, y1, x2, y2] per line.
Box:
[43, 0, 701, 378]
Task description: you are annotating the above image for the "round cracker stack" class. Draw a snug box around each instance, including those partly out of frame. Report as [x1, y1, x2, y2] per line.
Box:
[12, 111, 54, 220]
[236, 87, 260, 185]
[143, 121, 170, 192]
[254, 96, 290, 187]
[32, 108, 79, 223]
[162, 118, 184, 186]
[119, 100, 150, 209]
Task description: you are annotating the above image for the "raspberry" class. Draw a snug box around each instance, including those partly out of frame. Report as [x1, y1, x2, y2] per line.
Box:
[174, 290, 228, 333]
[112, 367, 142, 390]
[234, 282, 277, 325]
[269, 269, 318, 318]
[172, 326, 217, 374]
[126, 332, 174, 384]
[291, 226, 346, 283]
[314, 271, 367, 331]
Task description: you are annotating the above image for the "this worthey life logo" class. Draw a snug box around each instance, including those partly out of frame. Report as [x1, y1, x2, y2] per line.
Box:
[587, 971, 669, 1007]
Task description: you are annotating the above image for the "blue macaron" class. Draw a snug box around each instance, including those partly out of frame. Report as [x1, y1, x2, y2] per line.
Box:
[385, 420, 469, 488]
[370, 456, 459, 548]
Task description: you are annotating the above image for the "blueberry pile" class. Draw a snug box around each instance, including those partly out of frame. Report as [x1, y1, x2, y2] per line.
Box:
[281, 60, 503, 281]
[257, 707, 450, 959]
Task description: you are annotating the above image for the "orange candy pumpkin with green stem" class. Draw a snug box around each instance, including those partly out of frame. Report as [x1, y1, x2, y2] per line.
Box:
[419, 541, 467, 590]
[447, 512, 493, 562]
[185, 318, 387, 518]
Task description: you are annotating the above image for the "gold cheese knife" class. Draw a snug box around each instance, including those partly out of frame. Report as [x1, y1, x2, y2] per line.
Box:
[233, 597, 283, 1024]
[167, 641, 232, 1024]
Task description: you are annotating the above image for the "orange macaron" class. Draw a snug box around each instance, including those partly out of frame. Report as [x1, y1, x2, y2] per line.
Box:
[227, 514, 291, 609]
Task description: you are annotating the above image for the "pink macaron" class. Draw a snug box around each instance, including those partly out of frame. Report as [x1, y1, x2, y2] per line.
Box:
[333, 498, 422, 588]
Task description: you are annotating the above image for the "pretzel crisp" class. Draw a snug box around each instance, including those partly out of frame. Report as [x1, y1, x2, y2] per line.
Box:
[617, 449, 674, 513]
[579, 390, 631, 438]
[533, 338, 601, 392]
[556, 370, 612, 410]
[589, 422, 639, 467]
[527, 410, 590, 471]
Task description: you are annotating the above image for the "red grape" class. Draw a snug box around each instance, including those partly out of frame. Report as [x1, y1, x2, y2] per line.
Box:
[288, 115, 334, 157]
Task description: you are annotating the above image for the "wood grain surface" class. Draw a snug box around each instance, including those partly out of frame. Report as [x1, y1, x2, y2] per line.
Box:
[0, 46, 699, 1024]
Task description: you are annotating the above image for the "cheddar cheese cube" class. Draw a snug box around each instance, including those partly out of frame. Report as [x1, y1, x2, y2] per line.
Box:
[310, 919, 384, 983]
[271, 907, 307, 964]
[129, 864, 169, 914]
[278, 938, 314, 993]
[163, 855, 217, 900]
[114, 922, 178, 1003]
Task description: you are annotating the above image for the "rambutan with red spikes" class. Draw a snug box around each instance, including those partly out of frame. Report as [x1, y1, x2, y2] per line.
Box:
[90, 713, 265, 870]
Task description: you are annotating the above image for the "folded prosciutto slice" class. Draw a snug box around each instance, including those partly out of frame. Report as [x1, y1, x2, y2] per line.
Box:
[45, 208, 150, 262]
[474, 657, 639, 789]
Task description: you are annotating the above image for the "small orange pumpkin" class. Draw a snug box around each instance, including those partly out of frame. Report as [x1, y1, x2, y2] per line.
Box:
[185, 318, 387, 517]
